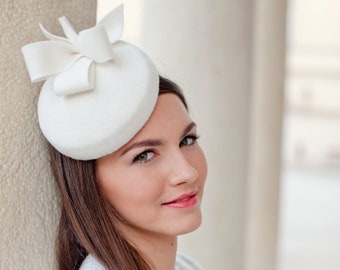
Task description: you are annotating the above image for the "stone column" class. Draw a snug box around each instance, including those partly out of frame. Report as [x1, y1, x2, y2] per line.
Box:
[0, 1, 96, 269]
[244, 1, 286, 270]
[137, 1, 286, 269]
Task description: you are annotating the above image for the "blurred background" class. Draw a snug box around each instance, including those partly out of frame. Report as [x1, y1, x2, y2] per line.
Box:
[96, 0, 340, 269]
[278, 0, 340, 269]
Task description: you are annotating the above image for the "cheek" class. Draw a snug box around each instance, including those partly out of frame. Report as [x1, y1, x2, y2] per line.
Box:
[96, 167, 130, 207]
[96, 167, 165, 209]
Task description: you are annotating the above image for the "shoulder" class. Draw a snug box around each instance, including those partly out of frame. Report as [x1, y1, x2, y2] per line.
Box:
[175, 253, 203, 270]
[79, 254, 106, 270]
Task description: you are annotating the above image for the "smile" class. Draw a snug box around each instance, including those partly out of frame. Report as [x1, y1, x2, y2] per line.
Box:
[162, 191, 198, 209]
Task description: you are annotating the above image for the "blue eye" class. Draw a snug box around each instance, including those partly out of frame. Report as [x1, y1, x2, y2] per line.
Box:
[133, 150, 155, 163]
[179, 135, 199, 147]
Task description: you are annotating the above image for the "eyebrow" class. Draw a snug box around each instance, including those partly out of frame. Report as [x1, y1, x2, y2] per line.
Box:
[121, 139, 164, 156]
[181, 122, 197, 139]
[121, 121, 197, 156]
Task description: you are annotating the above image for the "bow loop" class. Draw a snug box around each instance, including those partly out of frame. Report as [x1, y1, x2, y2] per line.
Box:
[21, 41, 80, 83]
[75, 26, 114, 63]
[54, 57, 95, 96]
[58, 16, 78, 43]
[22, 4, 124, 96]
[97, 3, 124, 43]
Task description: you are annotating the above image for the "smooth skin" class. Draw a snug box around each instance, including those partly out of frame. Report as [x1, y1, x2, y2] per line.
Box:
[96, 93, 207, 270]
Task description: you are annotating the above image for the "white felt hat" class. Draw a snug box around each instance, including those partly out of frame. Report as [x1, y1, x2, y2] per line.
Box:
[22, 5, 159, 160]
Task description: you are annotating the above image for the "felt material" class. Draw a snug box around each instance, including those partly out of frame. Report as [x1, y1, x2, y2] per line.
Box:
[22, 5, 159, 160]
[0, 1, 96, 269]
[37, 40, 158, 160]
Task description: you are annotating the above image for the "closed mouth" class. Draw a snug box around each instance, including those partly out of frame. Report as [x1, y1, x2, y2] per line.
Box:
[162, 191, 198, 208]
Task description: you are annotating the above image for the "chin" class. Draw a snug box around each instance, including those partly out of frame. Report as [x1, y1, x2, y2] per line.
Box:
[173, 212, 203, 236]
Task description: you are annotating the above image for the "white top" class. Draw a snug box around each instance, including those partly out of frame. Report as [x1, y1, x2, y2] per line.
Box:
[79, 253, 203, 270]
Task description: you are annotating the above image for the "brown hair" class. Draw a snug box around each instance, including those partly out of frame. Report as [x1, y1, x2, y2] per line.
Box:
[49, 76, 187, 270]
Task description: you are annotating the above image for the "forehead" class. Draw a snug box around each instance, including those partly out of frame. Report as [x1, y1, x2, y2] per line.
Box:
[133, 93, 191, 137]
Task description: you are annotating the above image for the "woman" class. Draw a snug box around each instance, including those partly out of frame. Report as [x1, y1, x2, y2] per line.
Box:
[22, 5, 207, 270]
[51, 77, 207, 270]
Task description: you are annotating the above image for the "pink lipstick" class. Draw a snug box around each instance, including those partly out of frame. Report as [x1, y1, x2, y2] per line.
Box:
[162, 191, 198, 209]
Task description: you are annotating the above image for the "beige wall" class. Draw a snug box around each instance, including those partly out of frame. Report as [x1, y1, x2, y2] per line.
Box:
[244, 1, 286, 269]
[0, 1, 96, 269]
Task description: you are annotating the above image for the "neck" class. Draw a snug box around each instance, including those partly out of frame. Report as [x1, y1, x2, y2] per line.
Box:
[123, 226, 178, 270]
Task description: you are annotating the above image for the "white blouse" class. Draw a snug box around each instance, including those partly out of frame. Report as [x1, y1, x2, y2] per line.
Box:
[79, 253, 202, 270]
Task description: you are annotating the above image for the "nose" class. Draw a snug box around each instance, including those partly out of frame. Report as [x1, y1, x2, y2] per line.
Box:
[168, 150, 198, 186]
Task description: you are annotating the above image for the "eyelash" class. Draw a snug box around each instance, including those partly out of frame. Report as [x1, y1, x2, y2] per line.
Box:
[132, 150, 155, 164]
[132, 134, 200, 164]
[179, 134, 200, 147]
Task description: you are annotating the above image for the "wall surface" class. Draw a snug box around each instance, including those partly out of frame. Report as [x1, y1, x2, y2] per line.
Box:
[244, 1, 286, 270]
[0, 1, 96, 269]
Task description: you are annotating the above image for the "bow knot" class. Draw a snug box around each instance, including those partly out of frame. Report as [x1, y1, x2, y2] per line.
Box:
[22, 4, 123, 96]
[74, 26, 114, 64]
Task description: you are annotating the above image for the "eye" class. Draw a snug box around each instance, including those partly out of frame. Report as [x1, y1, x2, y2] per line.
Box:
[179, 134, 199, 147]
[133, 150, 155, 163]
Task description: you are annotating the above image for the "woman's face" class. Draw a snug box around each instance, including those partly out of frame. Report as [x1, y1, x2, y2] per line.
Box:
[96, 93, 207, 238]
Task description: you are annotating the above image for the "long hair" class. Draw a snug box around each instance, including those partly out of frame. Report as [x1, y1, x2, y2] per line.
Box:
[49, 76, 187, 270]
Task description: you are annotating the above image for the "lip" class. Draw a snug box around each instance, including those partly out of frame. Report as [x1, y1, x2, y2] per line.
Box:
[162, 191, 198, 209]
